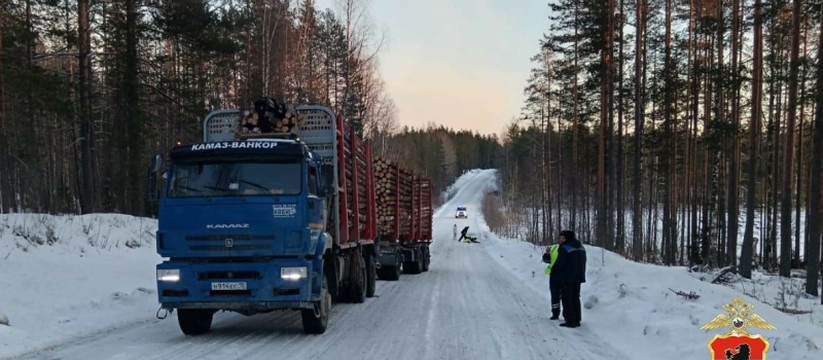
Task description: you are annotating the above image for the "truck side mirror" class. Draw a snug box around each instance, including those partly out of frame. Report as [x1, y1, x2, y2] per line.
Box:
[147, 153, 164, 202]
[150, 154, 163, 173]
[321, 164, 335, 197]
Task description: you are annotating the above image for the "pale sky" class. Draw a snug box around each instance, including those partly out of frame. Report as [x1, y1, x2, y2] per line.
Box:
[315, 0, 549, 136]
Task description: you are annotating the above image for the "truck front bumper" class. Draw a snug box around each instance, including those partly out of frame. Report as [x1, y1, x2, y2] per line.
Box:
[157, 258, 321, 311]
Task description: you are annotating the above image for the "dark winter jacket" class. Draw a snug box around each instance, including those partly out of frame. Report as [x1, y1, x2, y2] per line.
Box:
[552, 239, 586, 285]
[461, 227, 469, 236]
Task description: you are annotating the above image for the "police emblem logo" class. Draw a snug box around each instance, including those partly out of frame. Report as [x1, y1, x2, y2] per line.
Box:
[701, 296, 776, 360]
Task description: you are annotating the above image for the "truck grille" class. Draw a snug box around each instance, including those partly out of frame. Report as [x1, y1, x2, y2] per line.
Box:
[197, 271, 261, 280]
[189, 245, 271, 251]
[209, 290, 252, 297]
[185, 234, 275, 241]
[274, 288, 300, 296]
[162, 289, 189, 297]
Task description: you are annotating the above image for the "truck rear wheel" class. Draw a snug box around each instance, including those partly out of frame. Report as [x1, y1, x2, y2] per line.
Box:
[377, 251, 401, 281]
[349, 254, 367, 303]
[404, 260, 421, 274]
[365, 253, 376, 297]
[421, 246, 430, 272]
[302, 275, 330, 334]
[177, 309, 214, 336]
[404, 252, 422, 274]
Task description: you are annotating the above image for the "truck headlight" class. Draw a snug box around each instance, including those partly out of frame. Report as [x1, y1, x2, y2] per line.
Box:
[157, 269, 180, 282]
[281, 267, 308, 281]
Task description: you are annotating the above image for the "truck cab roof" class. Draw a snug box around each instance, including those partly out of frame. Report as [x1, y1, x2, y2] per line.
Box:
[170, 138, 314, 162]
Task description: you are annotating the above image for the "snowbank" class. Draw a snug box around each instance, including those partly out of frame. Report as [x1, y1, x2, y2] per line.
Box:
[473, 175, 823, 359]
[0, 214, 161, 358]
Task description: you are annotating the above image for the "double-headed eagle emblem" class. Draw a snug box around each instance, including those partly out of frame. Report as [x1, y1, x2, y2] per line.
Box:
[700, 296, 777, 335]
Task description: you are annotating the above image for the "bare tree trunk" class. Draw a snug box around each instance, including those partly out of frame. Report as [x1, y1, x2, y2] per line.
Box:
[633, 0, 645, 261]
[125, 0, 143, 215]
[805, 7, 822, 296]
[712, 0, 726, 267]
[780, 0, 802, 277]
[702, 33, 714, 266]
[662, 0, 673, 264]
[598, 0, 614, 249]
[726, 0, 742, 270]
[796, 19, 809, 267]
[688, 0, 699, 265]
[0, 11, 8, 213]
[572, 1, 580, 232]
[616, 0, 626, 254]
[78, 0, 95, 214]
[606, 0, 617, 251]
[742, 0, 764, 279]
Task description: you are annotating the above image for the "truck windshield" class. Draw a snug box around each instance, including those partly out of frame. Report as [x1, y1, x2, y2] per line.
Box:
[168, 161, 302, 198]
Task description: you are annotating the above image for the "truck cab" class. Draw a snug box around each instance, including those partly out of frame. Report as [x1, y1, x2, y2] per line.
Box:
[150, 105, 375, 335]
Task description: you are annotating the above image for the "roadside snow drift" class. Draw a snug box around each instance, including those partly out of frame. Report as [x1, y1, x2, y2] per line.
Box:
[0, 214, 161, 358]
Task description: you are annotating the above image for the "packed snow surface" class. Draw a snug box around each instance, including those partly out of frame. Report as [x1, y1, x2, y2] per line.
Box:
[0, 214, 161, 358]
[1, 169, 822, 359]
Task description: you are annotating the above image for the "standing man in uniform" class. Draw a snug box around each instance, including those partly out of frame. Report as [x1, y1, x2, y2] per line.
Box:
[458, 226, 469, 242]
[542, 243, 561, 320]
[453, 224, 458, 240]
[551, 230, 586, 328]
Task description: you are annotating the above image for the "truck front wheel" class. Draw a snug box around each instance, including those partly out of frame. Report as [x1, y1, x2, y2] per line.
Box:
[302, 275, 330, 334]
[177, 309, 214, 336]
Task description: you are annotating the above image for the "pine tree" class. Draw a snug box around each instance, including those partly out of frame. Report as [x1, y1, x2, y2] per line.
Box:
[780, 0, 802, 277]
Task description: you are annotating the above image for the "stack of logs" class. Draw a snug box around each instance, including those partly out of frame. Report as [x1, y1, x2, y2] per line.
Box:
[344, 128, 369, 235]
[374, 157, 412, 238]
[237, 97, 301, 135]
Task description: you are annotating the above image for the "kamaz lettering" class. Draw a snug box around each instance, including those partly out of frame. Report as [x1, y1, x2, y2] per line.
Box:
[190, 141, 278, 151]
[206, 223, 250, 229]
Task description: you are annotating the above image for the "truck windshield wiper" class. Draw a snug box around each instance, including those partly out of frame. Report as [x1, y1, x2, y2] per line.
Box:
[201, 186, 246, 201]
[176, 185, 203, 194]
[237, 180, 273, 194]
[202, 185, 233, 193]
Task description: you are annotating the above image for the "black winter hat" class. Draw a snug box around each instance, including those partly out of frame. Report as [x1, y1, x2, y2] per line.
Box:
[560, 230, 576, 241]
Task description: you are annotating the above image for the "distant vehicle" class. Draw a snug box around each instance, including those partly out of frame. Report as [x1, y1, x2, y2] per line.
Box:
[455, 206, 467, 219]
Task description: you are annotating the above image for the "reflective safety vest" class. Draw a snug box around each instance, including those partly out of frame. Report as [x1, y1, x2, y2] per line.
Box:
[544, 244, 559, 275]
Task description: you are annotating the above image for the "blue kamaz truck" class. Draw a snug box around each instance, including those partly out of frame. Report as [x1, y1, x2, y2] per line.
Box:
[148, 105, 424, 335]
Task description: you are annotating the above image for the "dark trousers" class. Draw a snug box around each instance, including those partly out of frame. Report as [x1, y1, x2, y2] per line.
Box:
[560, 284, 582, 325]
[549, 279, 561, 318]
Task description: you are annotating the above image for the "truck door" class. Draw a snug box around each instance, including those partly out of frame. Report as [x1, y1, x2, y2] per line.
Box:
[307, 164, 325, 246]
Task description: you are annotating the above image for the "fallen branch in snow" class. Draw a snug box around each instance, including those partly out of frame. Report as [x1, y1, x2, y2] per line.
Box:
[776, 307, 813, 315]
[669, 288, 700, 300]
[711, 266, 736, 284]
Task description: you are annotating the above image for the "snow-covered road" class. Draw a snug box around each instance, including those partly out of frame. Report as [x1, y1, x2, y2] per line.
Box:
[12, 169, 622, 360]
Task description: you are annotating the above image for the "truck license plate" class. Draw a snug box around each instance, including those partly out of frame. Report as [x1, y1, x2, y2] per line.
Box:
[211, 282, 247, 291]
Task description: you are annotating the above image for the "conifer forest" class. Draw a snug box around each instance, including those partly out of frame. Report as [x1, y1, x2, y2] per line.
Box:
[3, 0, 823, 299]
